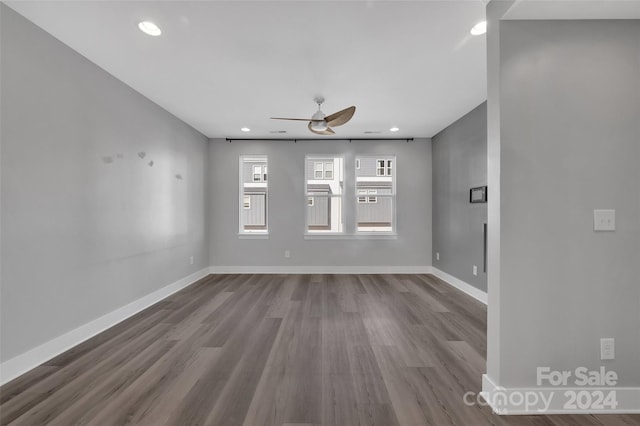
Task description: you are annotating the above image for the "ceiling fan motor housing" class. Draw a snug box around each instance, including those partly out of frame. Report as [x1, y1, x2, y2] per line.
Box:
[310, 109, 328, 131]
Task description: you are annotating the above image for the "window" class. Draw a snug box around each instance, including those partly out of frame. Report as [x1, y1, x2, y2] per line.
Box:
[313, 161, 336, 180]
[368, 189, 378, 203]
[324, 162, 333, 179]
[356, 156, 395, 233]
[376, 159, 392, 176]
[306, 156, 344, 234]
[357, 189, 378, 204]
[239, 155, 268, 234]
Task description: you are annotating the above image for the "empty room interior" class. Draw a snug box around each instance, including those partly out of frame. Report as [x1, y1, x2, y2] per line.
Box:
[1, 1, 639, 425]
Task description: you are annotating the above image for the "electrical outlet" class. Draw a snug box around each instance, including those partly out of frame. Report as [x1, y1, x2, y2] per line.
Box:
[594, 209, 615, 231]
[473, 265, 478, 276]
[601, 338, 615, 360]
[284, 250, 290, 258]
[189, 256, 194, 265]
[436, 252, 440, 261]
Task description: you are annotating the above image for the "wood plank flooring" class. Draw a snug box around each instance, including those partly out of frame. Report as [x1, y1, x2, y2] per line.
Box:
[1, 274, 638, 425]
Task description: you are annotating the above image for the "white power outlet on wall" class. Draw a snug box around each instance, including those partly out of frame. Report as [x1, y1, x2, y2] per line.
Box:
[284, 250, 291, 258]
[189, 256, 194, 265]
[600, 338, 615, 360]
[436, 252, 440, 261]
[473, 265, 478, 276]
[594, 209, 616, 231]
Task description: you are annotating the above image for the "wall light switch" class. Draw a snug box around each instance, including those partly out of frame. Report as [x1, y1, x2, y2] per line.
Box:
[473, 265, 478, 276]
[436, 252, 440, 261]
[594, 209, 615, 231]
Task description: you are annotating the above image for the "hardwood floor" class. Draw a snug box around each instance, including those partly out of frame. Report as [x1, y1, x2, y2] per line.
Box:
[1, 274, 638, 425]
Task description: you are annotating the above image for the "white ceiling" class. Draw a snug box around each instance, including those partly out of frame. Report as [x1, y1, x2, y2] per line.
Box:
[504, 0, 640, 20]
[7, 1, 489, 139]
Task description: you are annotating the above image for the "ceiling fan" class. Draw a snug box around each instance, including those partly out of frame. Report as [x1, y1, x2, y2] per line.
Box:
[271, 97, 356, 135]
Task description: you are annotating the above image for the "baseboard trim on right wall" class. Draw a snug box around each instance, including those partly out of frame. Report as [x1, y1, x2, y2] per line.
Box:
[481, 374, 640, 415]
[430, 267, 488, 305]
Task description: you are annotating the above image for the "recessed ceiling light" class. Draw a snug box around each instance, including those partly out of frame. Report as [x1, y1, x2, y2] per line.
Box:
[138, 21, 162, 36]
[470, 21, 487, 36]
[241, 127, 251, 132]
[390, 126, 400, 132]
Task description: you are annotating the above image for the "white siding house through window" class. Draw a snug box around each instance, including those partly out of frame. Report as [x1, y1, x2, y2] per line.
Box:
[306, 156, 344, 233]
[239, 155, 268, 234]
[356, 156, 395, 232]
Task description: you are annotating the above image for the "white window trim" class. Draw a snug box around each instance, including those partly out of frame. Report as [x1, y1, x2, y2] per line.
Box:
[239, 155, 268, 236]
[306, 156, 344, 236]
[356, 156, 396, 235]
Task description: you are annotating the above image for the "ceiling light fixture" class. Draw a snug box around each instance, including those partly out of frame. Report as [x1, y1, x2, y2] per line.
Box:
[470, 21, 487, 36]
[138, 21, 162, 36]
[390, 126, 400, 132]
[241, 127, 251, 132]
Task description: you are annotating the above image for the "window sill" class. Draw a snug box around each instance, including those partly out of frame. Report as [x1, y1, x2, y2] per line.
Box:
[238, 234, 269, 240]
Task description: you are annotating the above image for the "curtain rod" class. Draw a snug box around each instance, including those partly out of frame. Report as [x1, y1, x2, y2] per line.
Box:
[225, 138, 414, 143]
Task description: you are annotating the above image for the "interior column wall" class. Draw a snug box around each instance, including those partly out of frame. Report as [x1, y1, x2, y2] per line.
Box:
[487, 16, 640, 393]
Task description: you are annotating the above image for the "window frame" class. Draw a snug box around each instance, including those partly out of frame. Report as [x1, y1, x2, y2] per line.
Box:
[376, 158, 393, 176]
[305, 156, 344, 236]
[239, 155, 269, 238]
[356, 155, 396, 235]
[324, 162, 334, 179]
[368, 189, 378, 204]
[314, 162, 324, 179]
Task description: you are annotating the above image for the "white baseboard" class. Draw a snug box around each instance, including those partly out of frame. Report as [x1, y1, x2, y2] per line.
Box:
[208, 265, 433, 274]
[481, 374, 640, 414]
[430, 267, 488, 304]
[0, 267, 210, 386]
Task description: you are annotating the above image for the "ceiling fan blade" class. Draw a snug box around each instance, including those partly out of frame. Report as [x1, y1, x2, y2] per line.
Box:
[325, 106, 356, 127]
[307, 122, 335, 135]
[271, 117, 325, 122]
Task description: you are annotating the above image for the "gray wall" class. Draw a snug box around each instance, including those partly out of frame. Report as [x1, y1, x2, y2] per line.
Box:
[0, 5, 209, 362]
[432, 102, 488, 291]
[490, 19, 640, 388]
[208, 139, 432, 268]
